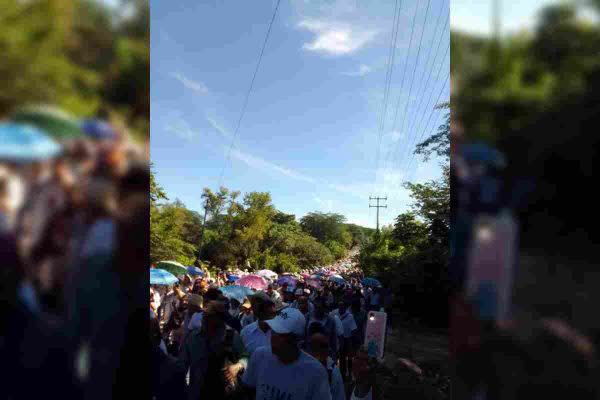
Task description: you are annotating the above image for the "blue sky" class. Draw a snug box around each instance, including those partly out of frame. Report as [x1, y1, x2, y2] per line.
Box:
[151, 0, 452, 228]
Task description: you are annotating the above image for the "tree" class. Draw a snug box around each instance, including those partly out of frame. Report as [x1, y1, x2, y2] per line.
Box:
[414, 102, 450, 162]
[393, 213, 428, 248]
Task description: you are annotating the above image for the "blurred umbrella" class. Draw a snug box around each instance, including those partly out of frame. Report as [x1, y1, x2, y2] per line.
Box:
[150, 269, 179, 286]
[156, 261, 187, 277]
[220, 285, 254, 303]
[0, 123, 61, 162]
[237, 274, 268, 290]
[305, 277, 323, 289]
[11, 105, 84, 140]
[329, 275, 346, 285]
[362, 277, 382, 288]
[186, 266, 204, 276]
[228, 275, 240, 282]
[301, 273, 311, 279]
[256, 269, 278, 279]
[461, 143, 505, 169]
[81, 119, 118, 141]
[277, 275, 298, 287]
[310, 274, 324, 281]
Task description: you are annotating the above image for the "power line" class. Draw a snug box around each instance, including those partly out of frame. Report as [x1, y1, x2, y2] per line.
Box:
[392, 43, 449, 174]
[373, 0, 403, 193]
[393, 0, 431, 165]
[397, 43, 449, 172]
[401, 12, 449, 158]
[402, 71, 450, 182]
[218, 0, 282, 187]
[384, 0, 446, 173]
[369, 196, 388, 232]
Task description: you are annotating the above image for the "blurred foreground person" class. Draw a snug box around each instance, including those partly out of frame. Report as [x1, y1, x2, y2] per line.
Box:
[177, 297, 248, 400]
[242, 307, 332, 400]
[346, 347, 382, 400]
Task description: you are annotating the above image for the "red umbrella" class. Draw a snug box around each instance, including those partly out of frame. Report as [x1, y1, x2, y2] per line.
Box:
[237, 274, 268, 290]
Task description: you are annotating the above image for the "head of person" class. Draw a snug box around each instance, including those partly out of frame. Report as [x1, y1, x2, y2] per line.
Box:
[297, 296, 309, 315]
[338, 300, 350, 315]
[250, 292, 276, 321]
[266, 308, 306, 364]
[313, 298, 326, 318]
[186, 293, 203, 314]
[203, 297, 227, 331]
[307, 332, 329, 367]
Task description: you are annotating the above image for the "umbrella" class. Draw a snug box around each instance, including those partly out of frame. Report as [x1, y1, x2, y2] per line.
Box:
[220, 285, 254, 303]
[301, 273, 311, 279]
[237, 274, 268, 290]
[228, 275, 240, 282]
[11, 105, 84, 140]
[156, 261, 187, 277]
[329, 275, 346, 285]
[186, 266, 204, 276]
[362, 277, 382, 288]
[256, 269, 278, 279]
[305, 277, 323, 289]
[150, 268, 179, 286]
[0, 123, 61, 162]
[81, 119, 118, 141]
[277, 275, 298, 287]
[461, 143, 505, 169]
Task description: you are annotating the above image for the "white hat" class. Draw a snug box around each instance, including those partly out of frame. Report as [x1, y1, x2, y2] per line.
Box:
[265, 307, 306, 337]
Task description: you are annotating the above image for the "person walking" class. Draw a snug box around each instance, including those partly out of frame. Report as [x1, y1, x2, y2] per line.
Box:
[307, 330, 346, 400]
[241, 307, 332, 400]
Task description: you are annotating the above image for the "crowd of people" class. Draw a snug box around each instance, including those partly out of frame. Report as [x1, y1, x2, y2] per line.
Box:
[150, 259, 406, 400]
[1, 120, 150, 399]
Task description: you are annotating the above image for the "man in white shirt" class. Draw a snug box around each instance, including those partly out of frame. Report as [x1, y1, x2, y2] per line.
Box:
[242, 308, 332, 400]
[331, 301, 357, 379]
[241, 293, 276, 355]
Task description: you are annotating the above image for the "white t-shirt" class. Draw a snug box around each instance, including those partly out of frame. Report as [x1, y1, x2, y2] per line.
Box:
[243, 347, 332, 400]
[329, 312, 344, 338]
[241, 321, 271, 355]
[333, 310, 357, 338]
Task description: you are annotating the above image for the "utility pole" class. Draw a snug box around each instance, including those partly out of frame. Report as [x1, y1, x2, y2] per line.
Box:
[195, 197, 209, 266]
[369, 196, 388, 232]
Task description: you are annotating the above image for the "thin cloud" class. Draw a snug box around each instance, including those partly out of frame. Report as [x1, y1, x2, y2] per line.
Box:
[342, 64, 372, 77]
[165, 118, 201, 141]
[171, 72, 209, 95]
[230, 149, 317, 184]
[206, 115, 231, 139]
[298, 19, 377, 56]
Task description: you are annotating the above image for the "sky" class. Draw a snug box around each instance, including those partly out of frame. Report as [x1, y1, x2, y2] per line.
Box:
[150, 0, 451, 228]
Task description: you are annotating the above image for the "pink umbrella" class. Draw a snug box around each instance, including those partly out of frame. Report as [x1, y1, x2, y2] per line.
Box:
[301, 273, 311, 279]
[305, 277, 323, 289]
[237, 274, 268, 290]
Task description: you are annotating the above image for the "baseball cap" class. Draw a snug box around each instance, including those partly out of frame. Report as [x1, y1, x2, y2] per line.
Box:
[265, 307, 306, 337]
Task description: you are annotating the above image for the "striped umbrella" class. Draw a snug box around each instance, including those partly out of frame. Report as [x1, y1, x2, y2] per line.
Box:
[150, 268, 179, 286]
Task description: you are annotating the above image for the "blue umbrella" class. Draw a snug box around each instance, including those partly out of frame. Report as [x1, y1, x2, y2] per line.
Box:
[228, 275, 240, 282]
[329, 275, 346, 285]
[0, 122, 61, 162]
[461, 143, 505, 169]
[187, 266, 204, 276]
[362, 277, 382, 288]
[277, 275, 298, 287]
[220, 285, 254, 303]
[150, 268, 179, 286]
[81, 119, 118, 141]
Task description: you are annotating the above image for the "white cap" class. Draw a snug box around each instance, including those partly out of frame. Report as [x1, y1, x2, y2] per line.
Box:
[265, 307, 306, 337]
